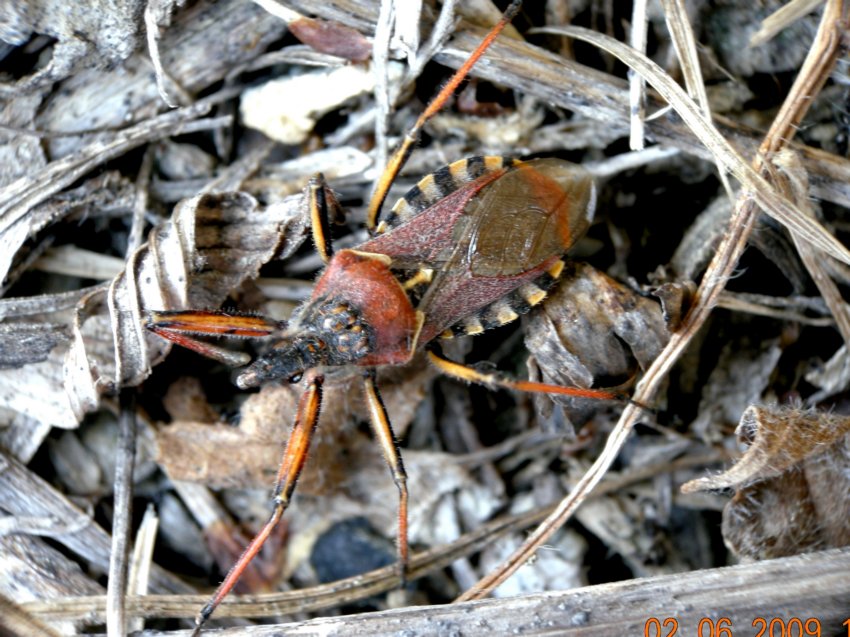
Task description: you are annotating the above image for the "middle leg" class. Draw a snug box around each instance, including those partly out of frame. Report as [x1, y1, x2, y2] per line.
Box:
[361, 368, 409, 581]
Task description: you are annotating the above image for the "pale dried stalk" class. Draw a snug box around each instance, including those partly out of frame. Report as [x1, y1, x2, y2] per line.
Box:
[775, 150, 850, 347]
[627, 0, 648, 150]
[660, 0, 735, 198]
[28, 547, 850, 634]
[460, 0, 850, 600]
[127, 506, 158, 633]
[372, 0, 397, 173]
[750, 0, 824, 47]
[372, 0, 458, 176]
[106, 391, 137, 637]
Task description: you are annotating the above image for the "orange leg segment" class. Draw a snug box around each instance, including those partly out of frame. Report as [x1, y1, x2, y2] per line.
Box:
[192, 373, 324, 635]
[427, 348, 646, 406]
[366, 0, 523, 230]
[361, 369, 409, 582]
[307, 173, 345, 264]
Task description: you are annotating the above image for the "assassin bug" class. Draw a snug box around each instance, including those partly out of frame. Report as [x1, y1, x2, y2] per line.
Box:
[146, 0, 633, 631]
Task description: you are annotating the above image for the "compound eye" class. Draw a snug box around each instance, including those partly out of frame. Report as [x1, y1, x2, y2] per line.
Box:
[288, 373, 303, 384]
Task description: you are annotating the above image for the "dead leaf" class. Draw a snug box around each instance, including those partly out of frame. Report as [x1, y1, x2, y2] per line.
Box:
[652, 280, 695, 331]
[683, 405, 850, 559]
[157, 421, 285, 490]
[684, 406, 850, 490]
[0, 95, 46, 188]
[524, 261, 669, 426]
[288, 17, 372, 62]
[161, 376, 220, 424]
[0, 172, 135, 293]
[155, 360, 436, 491]
[690, 339, 783, 443]
[0, 348, 76, 430]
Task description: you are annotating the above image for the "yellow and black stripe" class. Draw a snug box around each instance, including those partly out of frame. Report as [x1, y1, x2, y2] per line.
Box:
[377, 156, 519, 234]
[440, 258, 565, 338]
[393, 267, 434, 305]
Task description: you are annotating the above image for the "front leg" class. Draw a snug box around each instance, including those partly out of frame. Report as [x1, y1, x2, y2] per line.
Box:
[145, 309, 283, 366]
[192, 372, 325, 635]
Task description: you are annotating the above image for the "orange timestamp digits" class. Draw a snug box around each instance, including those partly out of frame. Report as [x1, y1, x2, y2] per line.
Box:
[645, 617, 850, 637]
[645, 617, 679, 637]
[753, 617, 819, 637]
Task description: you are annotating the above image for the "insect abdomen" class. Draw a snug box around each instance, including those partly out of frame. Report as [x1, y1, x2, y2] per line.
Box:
[441, 258, 566, 338]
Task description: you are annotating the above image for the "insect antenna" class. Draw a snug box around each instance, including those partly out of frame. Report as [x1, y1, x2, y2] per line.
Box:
[366, 0, 523, 230]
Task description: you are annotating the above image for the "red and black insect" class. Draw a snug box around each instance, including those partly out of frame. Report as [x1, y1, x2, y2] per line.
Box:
[146, 1, 632, 632]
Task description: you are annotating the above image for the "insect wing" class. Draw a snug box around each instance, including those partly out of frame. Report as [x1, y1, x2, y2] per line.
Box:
[358, 165, 506, 270]
[416, 159, 596, 342]
[466, 159, 595, 277]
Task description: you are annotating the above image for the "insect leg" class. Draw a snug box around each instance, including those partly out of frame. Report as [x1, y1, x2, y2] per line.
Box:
[361, 369, 409, 583]
[192, 373, 324, 635]
[145, 310, 283, 366]
[307, 173, 344, 263]
[427, 348, 635, 403]
[366, 0, 523, 230]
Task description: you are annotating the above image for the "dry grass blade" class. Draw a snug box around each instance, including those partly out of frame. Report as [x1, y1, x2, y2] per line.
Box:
[627, 0, 648, 150]
[773, 149, 850, 347]
[659, 0, 707, 106]
[535, 24, 850, 267]
[658, 0, 735, 199]
[716, 291, 834, 326]
[749, 0, 824, 47]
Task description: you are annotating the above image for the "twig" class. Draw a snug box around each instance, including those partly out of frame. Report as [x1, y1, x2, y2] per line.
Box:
[106, 390, 138, 637]
[628, 0, 648, 150]
[750, 0, 824, 47]
[136, 548, 850, 635]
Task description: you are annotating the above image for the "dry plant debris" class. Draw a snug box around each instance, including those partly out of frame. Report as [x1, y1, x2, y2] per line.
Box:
[1, 0, 850, 635]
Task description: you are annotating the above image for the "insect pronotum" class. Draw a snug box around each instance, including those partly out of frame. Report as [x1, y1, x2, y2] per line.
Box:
[146, 1, 634, 632]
